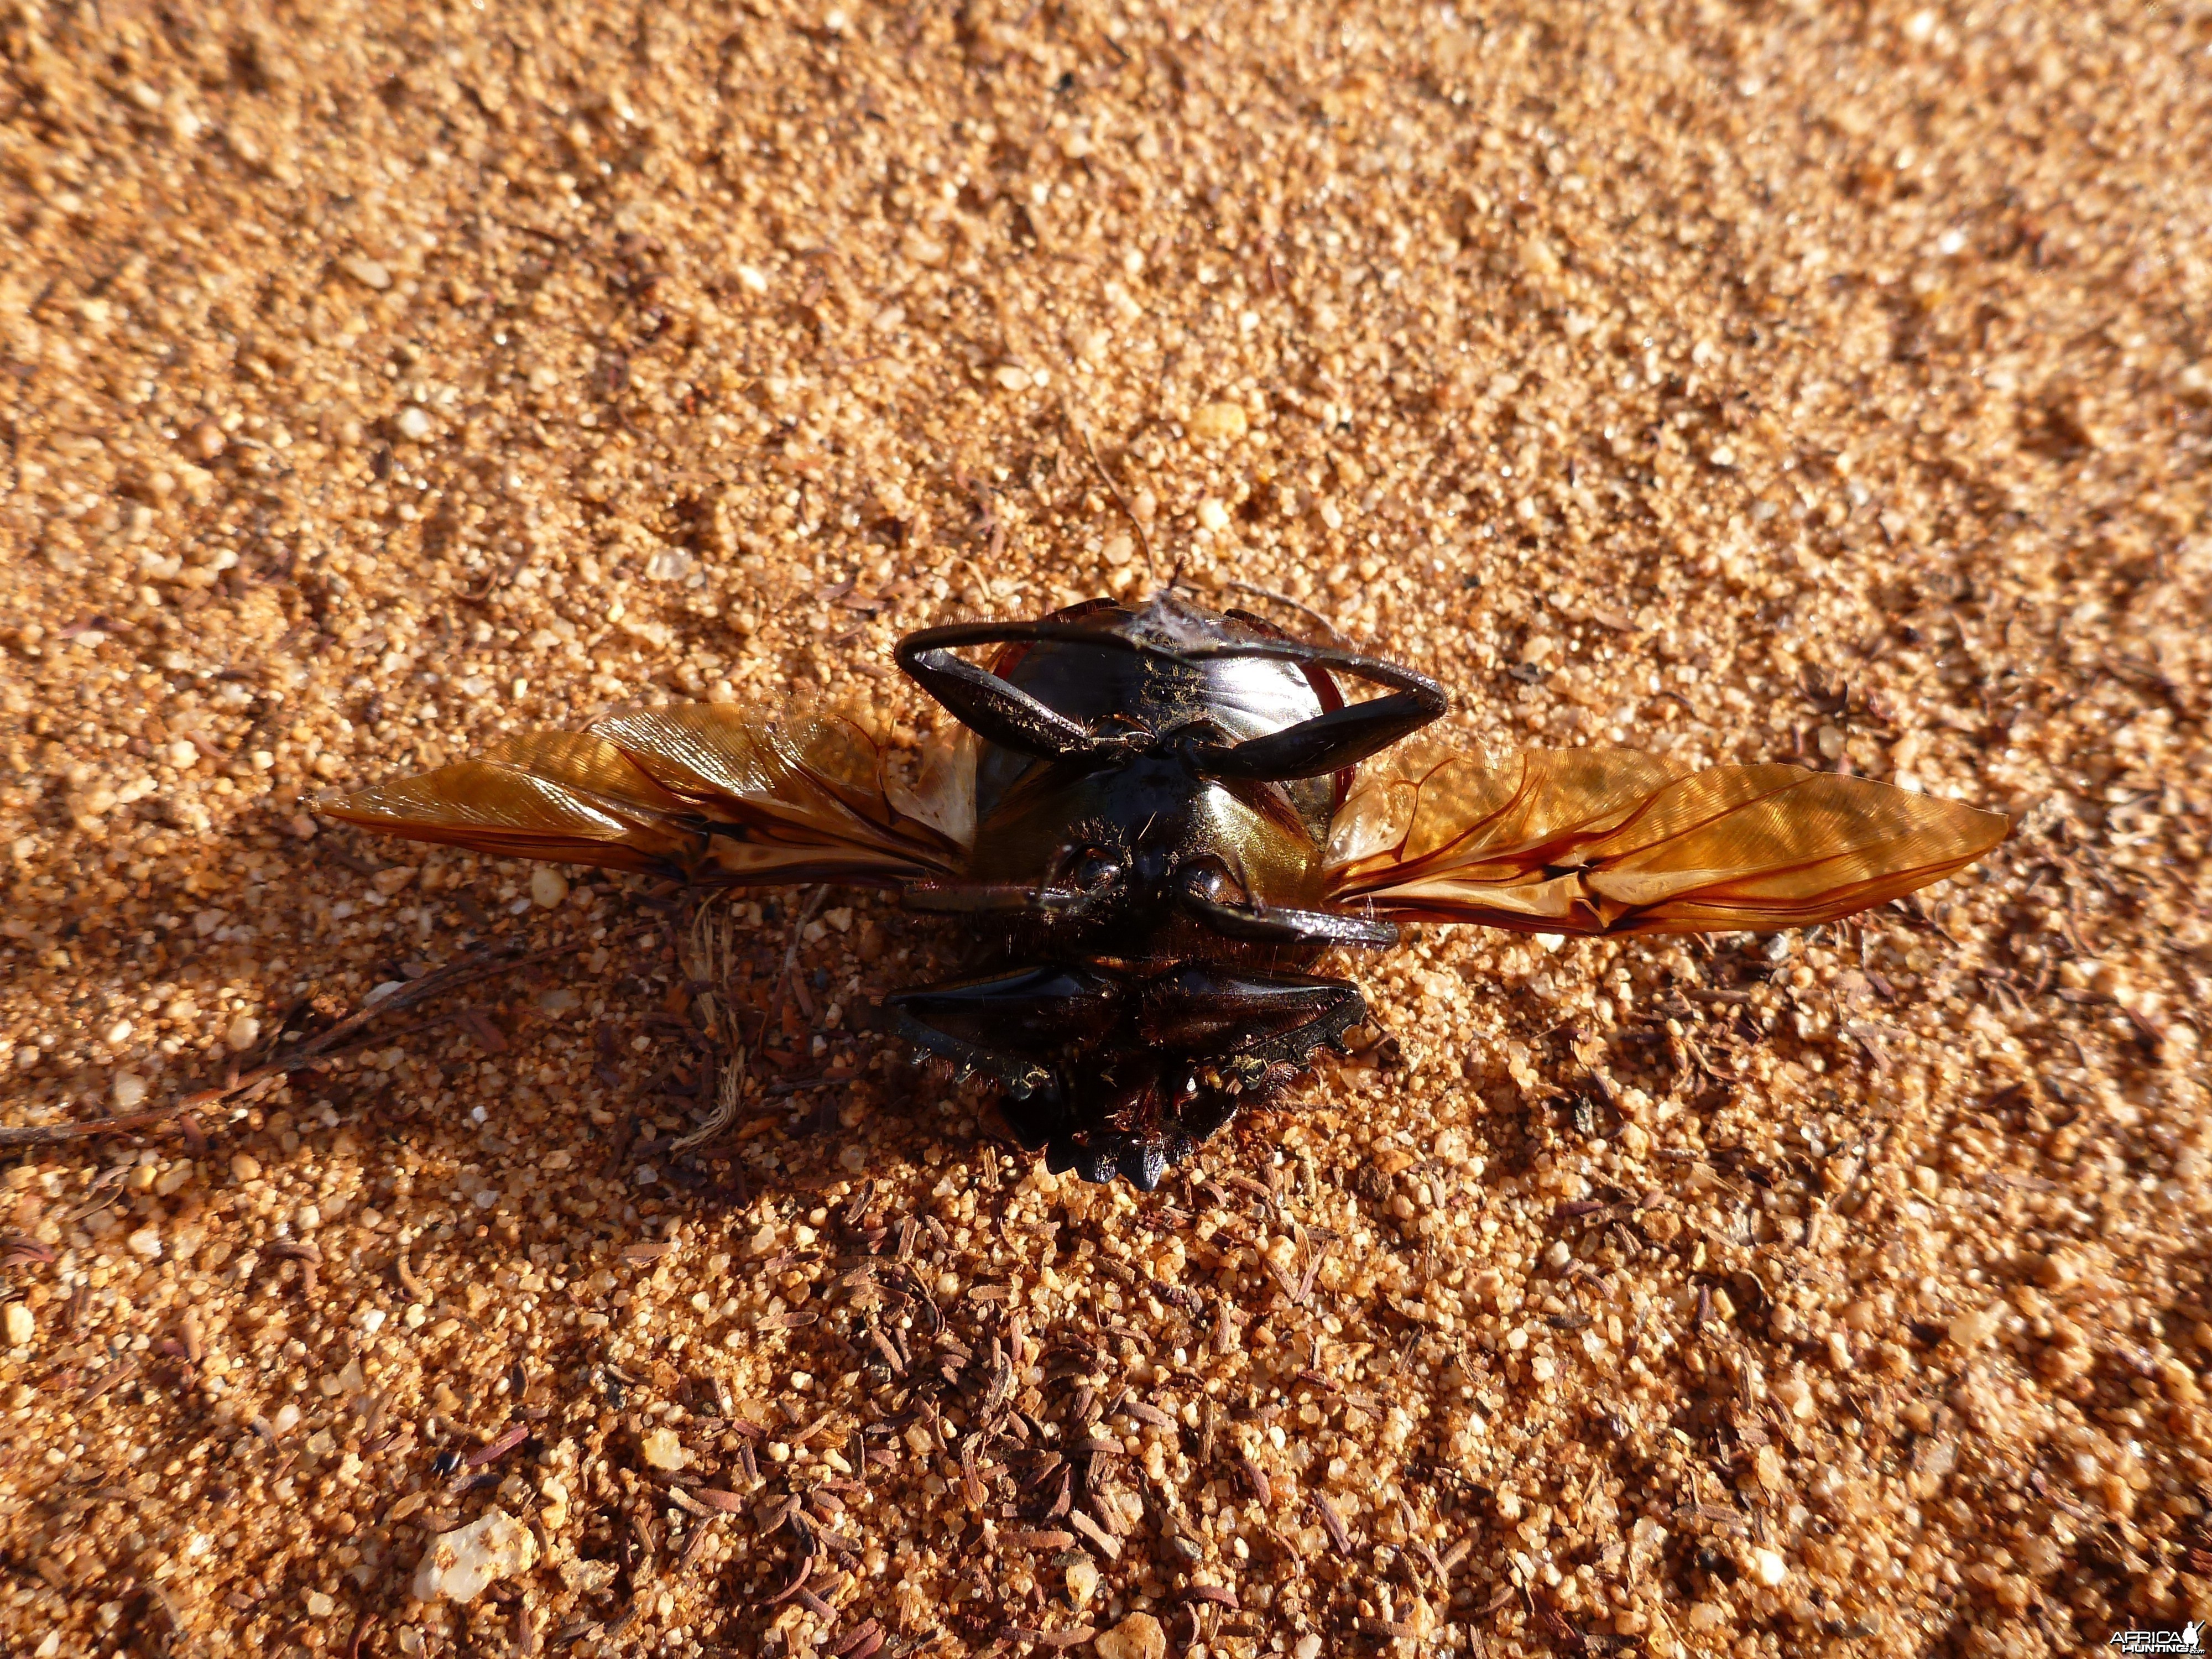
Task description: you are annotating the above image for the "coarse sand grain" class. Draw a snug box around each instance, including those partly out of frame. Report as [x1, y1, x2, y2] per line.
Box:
[2, 2, 2210, 1656]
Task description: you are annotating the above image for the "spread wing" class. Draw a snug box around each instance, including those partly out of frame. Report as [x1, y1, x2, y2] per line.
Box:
[320, 706, 973, 887]
[1323, 746, 2008, 933]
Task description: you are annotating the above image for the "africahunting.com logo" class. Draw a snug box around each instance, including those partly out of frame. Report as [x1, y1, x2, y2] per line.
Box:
[2109, 1624, 2204, 1656]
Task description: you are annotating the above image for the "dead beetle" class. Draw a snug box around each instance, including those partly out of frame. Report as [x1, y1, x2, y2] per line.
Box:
[325, 590, 2007, 1187]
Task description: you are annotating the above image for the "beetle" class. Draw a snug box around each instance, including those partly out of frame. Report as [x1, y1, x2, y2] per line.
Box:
[324, 590, 2009, 1188]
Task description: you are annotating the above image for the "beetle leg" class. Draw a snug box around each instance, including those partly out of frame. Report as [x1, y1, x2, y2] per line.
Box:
[886, 966, 1124, 1107]
[1177, 878, 1399, 950]
[1186, 685, 1446, 781]
[895, 643, 1112, 762]
[1114, 968, 1368, 1180]
[1136, 966, 1368, 1070]
[902, 879, 1101, 920]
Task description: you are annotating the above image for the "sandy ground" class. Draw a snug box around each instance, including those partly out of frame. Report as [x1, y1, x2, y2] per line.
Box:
[3, 1, 2210, 1655]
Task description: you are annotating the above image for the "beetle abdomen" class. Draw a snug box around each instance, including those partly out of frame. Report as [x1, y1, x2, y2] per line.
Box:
[890, 959, 1365, 1188]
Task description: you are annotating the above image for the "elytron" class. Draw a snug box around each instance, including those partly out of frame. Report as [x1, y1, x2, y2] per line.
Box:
[326, 591, 2008, 1188]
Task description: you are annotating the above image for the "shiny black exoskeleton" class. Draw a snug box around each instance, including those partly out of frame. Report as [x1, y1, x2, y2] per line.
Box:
[884, 596, 1446, 1188]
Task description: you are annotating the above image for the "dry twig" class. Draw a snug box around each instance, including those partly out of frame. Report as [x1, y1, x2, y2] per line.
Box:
[0, 927, 640, 1151]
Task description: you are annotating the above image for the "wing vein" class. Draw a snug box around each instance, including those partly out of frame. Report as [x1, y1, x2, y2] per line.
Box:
[1324, 745, 2008, 935]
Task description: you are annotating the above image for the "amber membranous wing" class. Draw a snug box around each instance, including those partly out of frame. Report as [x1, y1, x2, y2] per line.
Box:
[321, 707, 973, 887]
[1323, 746, 2009, 934]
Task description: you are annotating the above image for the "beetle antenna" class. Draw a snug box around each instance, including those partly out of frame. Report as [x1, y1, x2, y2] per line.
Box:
[1225, 580, 1349, 648]
[1073, 418, 1159, 589]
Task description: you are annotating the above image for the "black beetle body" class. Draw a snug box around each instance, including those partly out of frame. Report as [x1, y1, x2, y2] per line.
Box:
[887, 595, 1446, 1188]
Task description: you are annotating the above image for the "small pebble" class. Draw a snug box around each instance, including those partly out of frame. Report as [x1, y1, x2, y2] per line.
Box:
[639, 1427, 688, 1470]
[225, 1014, 261, 1052]
[530, 868, 569, 909]
[1751, 1444, 1785, 1493]
[185, 420, 226, 461]
[1188, 400, 1249, 440]
[1774, 1377, 1815, 1420]
[111, 1072, 148, 1110]
[1066, 1557, 1098, 1608]
[1750, 1546, 1788, 1587]
[3, 1303, 33, 1347]
[341, 254, 393, 290]
[394, 406, 434, 441]
[1094, 1612, 1166, 1659]
[1948, 1304, 2004, 1350]
[230, 1152, 263, 1182]
[412, 1507, 538, 1603]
